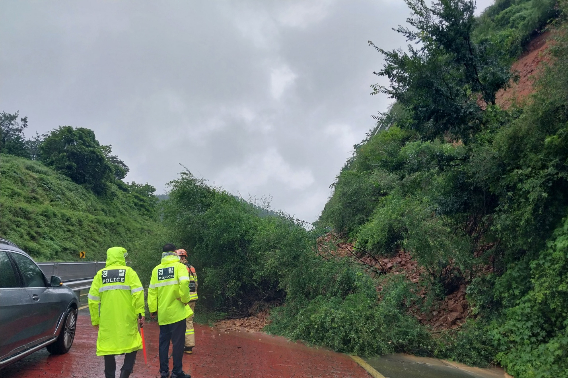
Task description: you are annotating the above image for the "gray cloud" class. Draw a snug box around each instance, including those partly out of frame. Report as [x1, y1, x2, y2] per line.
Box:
[1, 0, 494, 223]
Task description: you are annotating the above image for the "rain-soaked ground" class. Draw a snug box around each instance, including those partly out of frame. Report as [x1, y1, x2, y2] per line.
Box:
[2, 305, 511, 378]
[363, 354, 512, 378]
[2, 309, 369, 378]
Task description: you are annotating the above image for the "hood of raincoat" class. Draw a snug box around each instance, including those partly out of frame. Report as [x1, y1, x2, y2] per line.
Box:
[106, 247, 127, 267]
[161, 251, 180, 263]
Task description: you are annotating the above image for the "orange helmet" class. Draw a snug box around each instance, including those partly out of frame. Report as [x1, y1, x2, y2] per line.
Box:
[176, 249, 188, 257]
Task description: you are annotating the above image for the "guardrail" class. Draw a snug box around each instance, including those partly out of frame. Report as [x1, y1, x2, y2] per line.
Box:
[38, 261, 106, 292]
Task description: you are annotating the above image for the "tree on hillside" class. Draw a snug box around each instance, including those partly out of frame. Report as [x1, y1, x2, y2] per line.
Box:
[25, 132, 45, 160]
[0, 111, 30, 158]
[101, 145, 130, 180]
[127, 182, 159, 217]
[40, 126, 113, 195]
[370, 0, 513, 141]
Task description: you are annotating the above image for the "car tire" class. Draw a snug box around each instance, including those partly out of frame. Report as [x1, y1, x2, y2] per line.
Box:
[47, 307, 77, 355]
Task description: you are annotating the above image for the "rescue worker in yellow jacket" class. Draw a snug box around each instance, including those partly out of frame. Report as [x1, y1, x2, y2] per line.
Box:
[175, 249, 198, 354]
[148, 244, 193, 378]
[88, 247, 145, 378]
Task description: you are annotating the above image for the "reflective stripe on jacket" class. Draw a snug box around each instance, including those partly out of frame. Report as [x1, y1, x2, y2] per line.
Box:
[88, 247, 145, 356]
[148, 252, 193, 325]
[186, 264, 198, 302]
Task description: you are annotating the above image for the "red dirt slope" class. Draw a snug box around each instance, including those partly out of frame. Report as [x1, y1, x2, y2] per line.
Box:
[495, 31, 552, 108]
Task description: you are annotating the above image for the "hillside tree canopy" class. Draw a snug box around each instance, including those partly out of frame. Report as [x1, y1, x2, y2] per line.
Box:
[0, 111, 30, 158]
[370, 0, 513, 141]
[40, 126, 114, 195]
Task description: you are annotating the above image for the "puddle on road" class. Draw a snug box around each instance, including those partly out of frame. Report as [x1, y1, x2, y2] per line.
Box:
[365, 354, 508, 378]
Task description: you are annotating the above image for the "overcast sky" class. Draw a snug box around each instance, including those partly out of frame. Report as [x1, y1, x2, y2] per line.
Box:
[1, 0, 494, 223]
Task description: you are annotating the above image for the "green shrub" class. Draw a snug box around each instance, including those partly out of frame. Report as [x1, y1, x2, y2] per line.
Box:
[163, 172, 314, 315]
[268, 271, 432, 356]
[355, 193, 473, 276]
[491, 216, 568, 377]
[435, 320, 497, 367]
[318, 170, 390, 237]
[318, 126, 412, 236]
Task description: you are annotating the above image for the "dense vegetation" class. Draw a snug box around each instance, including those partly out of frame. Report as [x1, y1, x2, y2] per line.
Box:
[474, 0, 559, 57]
[160, 172, 431, 355]
[2, 1, 567, 377]
[318, 0, 568, 376]
[161, 173, 308, 315]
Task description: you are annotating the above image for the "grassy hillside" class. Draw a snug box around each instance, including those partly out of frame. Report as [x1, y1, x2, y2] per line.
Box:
[474, 0, 559, 57]
[0, 153, 164, 262]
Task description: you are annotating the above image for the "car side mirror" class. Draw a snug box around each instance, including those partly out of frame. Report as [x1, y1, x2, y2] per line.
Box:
[50, 276, 63, 287]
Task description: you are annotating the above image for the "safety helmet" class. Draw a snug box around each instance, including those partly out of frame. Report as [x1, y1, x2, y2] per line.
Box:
[176, 249, 188, 257]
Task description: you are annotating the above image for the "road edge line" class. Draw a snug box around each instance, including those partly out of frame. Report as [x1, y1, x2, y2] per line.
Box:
[79, 304, 89, 310]
[350, 355, 387, 378]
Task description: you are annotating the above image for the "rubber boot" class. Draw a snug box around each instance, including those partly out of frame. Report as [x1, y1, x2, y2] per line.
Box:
[171, 372, 191, 378]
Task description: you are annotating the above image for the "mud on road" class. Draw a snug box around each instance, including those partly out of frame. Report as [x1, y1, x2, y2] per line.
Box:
[1, 311, 370, 378]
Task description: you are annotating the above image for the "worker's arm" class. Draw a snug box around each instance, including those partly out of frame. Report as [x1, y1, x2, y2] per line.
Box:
[148, 268, 158, 313]
[177, 263, 191, 303]
[88, 271, 102, 326]
[129, 268, 145, 317]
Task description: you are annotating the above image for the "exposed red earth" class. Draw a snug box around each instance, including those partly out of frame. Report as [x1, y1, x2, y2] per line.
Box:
[1, 314, 371, 378]
[215, 310, 271, 333]
[317, 232, 473, 331]
[495, 31, 553, 109]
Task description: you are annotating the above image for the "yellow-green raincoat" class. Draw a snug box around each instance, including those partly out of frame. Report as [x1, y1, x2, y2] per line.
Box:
[148, 252, 193, 325]
[88, 247, 145, 356]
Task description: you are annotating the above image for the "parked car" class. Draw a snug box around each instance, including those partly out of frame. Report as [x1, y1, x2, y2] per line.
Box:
[0, 238, 79, 369]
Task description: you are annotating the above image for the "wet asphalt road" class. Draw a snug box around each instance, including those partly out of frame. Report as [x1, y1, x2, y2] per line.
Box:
[364, 354, 511, 378]
[1, 306, 370, 378]
[1, 292, 510, 378]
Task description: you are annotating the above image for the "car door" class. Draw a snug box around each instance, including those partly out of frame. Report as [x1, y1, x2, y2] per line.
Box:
[0, 251, 33, 361]
[9, 252, 63, 341]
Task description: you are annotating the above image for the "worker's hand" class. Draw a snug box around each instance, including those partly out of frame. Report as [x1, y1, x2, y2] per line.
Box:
[177, 298, 189, 305]
[138, 316, 144, 327]
[150, 312, 157, 319]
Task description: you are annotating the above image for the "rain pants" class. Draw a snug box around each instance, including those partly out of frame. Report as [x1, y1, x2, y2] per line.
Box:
[182, 262, 198, 347]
